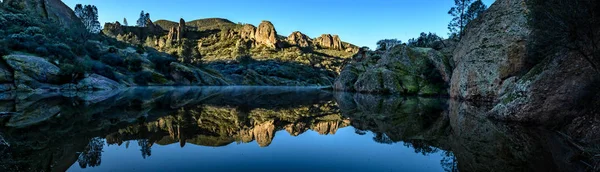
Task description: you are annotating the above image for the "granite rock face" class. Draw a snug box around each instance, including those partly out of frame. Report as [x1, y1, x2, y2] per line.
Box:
[449, 0, 600, 132]
[450, 0, 531, 101]
[1, 54, 125, 92]
[315, 34, 344, 50]
[254, 21, 278, 49]
[287, 31, 312, 48]
[3, 0, 82, 28]
[240, 24, 256, 40]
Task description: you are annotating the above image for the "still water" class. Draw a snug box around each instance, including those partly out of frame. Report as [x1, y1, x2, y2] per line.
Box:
[0, 87, 584, 171]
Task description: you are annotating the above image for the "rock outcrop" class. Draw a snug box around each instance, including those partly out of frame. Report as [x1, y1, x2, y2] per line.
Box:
[287, 31, 312, 48]
[315, 34, 344, 50]
[102, 21, 124, 36]
[169, 62, 230, 86]
[450, 0, 531, 101]
[334, 46, 450, 96]
[254, 21, 278, 49]
[3, 0, 81, 28]
[3, 54, 61, 90]
[239, 24, 256, 40]
[1, 54, 124, 92]
[167, 18, 186, 43]
[450, 0, 600, 129]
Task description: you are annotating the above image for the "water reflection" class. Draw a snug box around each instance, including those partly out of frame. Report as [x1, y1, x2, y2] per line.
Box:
[0, 87, 587, 171]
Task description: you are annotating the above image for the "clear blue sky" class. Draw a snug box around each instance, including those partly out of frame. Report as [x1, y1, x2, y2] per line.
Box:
[62, 0, 495, 48]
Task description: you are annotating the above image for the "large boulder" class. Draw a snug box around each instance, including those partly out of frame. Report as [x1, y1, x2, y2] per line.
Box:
[3, 0, 82, 28]
[315, 34, 344, 50]
[254, 21, 279, 49]
[287, 31, 312, 48]
[353, 68, 402, 94]
[333, 64, 360, 91]
[102, 21, 124, 37]
[239, 24, 256, 40]
[3, 54, 61, 90]
[75, 74, 123, 91]
[169, 62, 230, 86]
[450, 0, 531, 101]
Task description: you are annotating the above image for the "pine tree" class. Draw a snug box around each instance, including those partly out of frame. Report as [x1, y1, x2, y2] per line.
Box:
[448, 0, 472, 40]
[123, 18, 128, 26]
[74, 4, 101, 33]
[136, 11, 146, 27]
[448, 0, 487, 40]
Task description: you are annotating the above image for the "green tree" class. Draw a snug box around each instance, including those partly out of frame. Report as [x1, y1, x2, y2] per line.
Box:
[448, 0, 487, 40]
[408, 32, 444, 49]
[74, 4, 101, 33]
[123, 18, 128, 26]
[136, 11, 150, 27]
[376, 39, 402, 51]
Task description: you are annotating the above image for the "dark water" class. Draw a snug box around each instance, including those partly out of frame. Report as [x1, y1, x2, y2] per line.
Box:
[0, 87, 588, 172]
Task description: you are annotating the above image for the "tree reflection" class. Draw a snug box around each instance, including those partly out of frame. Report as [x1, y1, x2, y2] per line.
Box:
[440, 151, 458, 172]
[138, 139, 152, 159]
[373, 133, 393, 144]
[77, 137, 104, 169]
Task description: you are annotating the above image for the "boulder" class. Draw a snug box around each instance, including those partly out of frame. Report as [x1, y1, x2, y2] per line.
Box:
[254, 21, 278, 49]
[354, 68, 402, 94]
[169, 62, 230, 86]
[315, 34, 344, 50]
[240, 24, 256, 40]
[333, 64, 360, 91]
[75, 74, 123, 91]
[287, 31, 312, 48]
[3, 54, 61, 85]
[450, 0, 531, 101]
[102, 21, 124, 37]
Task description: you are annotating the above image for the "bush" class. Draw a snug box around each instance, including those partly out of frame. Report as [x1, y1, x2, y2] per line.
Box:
[84, 41, 102, 60]
[47, 43, 76, 62]
[134, 71, 153, 85]
[125, 55, 143, 72]
[0, 40, 10, 57]
[6, 33, 38, 51]
[147, 52, 176, 74]
[89, 60, 117, 80]
[34, 46, 49, 56]
[58, 60, 91, 83]
[236, 55, 255, 66]
[100, 53, 124, 67]
[23, 27, 43, 35]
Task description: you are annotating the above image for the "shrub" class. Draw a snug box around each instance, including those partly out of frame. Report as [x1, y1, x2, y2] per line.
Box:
[0, 40, 10, 57]
[147, 52, 176, 74]
[47, 43, 76, 62]
[32, 34, 47, 44]
[125, 55, 143, 72]
[23, 27, 43, 35]
[134, 71, 153, 85]
[84, 41, 102, 60]
[100, 53, 124, 67]
[89, 60, 117, 80]
[58, 60, 90, 83]
[34, 46, 49, 56]
[236, 55, 255, 66]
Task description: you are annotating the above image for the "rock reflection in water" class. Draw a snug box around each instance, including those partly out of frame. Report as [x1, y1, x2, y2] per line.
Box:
[0, 87, 589, 172]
